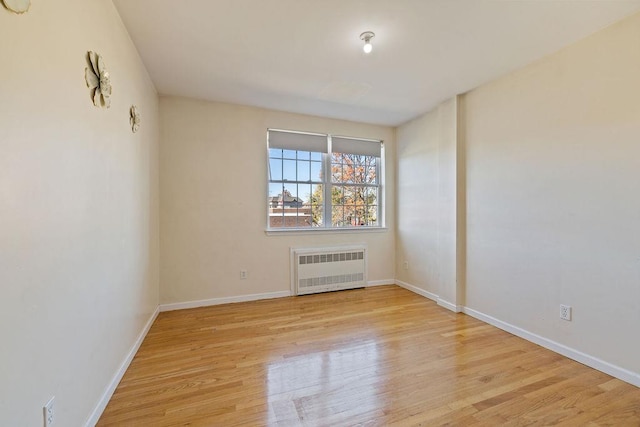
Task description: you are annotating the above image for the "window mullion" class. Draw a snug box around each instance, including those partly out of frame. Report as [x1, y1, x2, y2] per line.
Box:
[323, 136, 332, 228]
[376, 150, 382, 226]
[322, 161, 332, 228]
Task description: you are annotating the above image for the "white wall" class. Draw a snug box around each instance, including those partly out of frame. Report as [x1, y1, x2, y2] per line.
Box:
[396, 11, 640, 384]
[396, 98, 460, 308]
[463, 13, 640, 375]
[160, 97, 395, 305]
[396, 109, 438, 294]
[0, 1, 159, 425]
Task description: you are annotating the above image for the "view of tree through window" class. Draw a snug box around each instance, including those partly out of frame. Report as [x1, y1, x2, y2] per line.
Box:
[268, 130, 382, 229]
[310, 153, 378, 227]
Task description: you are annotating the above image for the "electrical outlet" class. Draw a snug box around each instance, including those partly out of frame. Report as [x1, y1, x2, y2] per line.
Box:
[560, 304, 572, 321]
[240, 270, 248, 280]
[43, 396, 55, 427]
[403, 261, 409, 270]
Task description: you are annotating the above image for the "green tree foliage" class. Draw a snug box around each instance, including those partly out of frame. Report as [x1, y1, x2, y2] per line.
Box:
[310, 185, 323, 226]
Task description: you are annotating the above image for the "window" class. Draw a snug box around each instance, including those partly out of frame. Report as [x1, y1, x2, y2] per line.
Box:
[268, 129, 383, 230]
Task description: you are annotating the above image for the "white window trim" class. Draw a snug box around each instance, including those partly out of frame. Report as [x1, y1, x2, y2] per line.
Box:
[265, 226, 389, 236]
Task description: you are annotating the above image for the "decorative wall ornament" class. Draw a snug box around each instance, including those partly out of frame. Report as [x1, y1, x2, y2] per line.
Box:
[2, 0, 30, 14]
[85, 51, 112, 108]
[130, 105, 141, 133]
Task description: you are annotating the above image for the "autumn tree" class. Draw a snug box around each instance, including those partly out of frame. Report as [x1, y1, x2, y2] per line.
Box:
[311, 153, 378, 227]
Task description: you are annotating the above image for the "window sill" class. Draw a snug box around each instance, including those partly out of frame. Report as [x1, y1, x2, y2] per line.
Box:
[265, 227, 388, 236]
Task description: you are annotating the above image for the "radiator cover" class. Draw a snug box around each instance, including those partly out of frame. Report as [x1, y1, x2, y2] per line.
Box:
[291, 246, 367, 295]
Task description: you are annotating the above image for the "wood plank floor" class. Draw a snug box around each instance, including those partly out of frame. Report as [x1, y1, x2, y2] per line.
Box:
[98, 285, 640, 426]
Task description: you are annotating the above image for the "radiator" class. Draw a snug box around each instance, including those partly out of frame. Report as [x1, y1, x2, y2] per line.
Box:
[291, 246, 367, 295]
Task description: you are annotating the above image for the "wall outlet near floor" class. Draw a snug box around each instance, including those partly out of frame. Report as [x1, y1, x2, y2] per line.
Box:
[560, 304, 572, 321]
[403, 261, 409, 270]
[240, 270, 248, 280]
[43, 396, 55, 427]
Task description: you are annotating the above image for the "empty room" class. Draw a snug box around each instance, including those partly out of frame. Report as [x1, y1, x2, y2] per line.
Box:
[2, 0, 639, 425]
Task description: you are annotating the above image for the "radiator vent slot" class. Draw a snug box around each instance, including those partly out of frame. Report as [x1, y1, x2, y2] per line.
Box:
[291, 246, 367, 295]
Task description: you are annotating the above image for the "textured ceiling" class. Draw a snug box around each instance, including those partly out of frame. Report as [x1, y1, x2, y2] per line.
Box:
[113, 0, 640, 126]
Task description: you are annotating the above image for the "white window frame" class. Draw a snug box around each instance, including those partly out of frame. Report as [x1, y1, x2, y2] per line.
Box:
[267, 129, 385, 232]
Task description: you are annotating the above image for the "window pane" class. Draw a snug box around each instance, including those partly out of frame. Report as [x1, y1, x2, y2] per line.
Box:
[299, 184, 312, 202]
[363, 187, 378, 226]
[366, 165, 377, 184]
[366, 205, 378, 226]
[359, 156, 371, 183]
[366, 157, 378, 184]
[269, 183, 282, 199]
[269, 148, 283, 158]
[366, 187, 378, 206]
[283, 159, 296, 181]
[310, 184, 323, 226]
[297, 160, 310, 182]
[343, 186, 356, 206]
[299, 202, 313, 227]
[300, 183, 313, 227]
[331, 185, 344, 206]
[310, 161, 322, 182]
[311, 205, 323, 226]
[269, 158, 282, 181]
[268, 183, 283, 228]
[297, 150, 311, 161]
[331, 159, 343, 183]
[343, 186, 357, 226]
[283, 182, 298, 198]
[354, 205, 366, 226]
[310, 184, 323, 204]
[353, 186, 364, 206]
[344, 158, 356, 183]
[331, 206, 344, 227]
[310, 151, 322, 161]
[367, 156, 377, 169]
[283, 149, 297, 159]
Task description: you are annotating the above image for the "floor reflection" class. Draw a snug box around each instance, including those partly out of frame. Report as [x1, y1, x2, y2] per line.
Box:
[266, 338, 381, 425]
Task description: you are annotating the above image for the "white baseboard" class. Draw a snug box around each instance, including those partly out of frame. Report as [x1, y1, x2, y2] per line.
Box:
[463, 307, 640, 388]
[159, 290, 292, 312]
[367, 279, 395, 287]
[395, 279, 438, 302]
[85, 306, 159, 427]
[395, 280, 640, 387]
[437, 297, 463, 313]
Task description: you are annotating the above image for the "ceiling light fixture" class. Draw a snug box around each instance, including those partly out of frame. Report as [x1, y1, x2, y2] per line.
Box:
[360, 31, 375, 54]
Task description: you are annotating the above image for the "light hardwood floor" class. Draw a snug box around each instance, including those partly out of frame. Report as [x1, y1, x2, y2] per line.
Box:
[98, 285, 640, 426]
